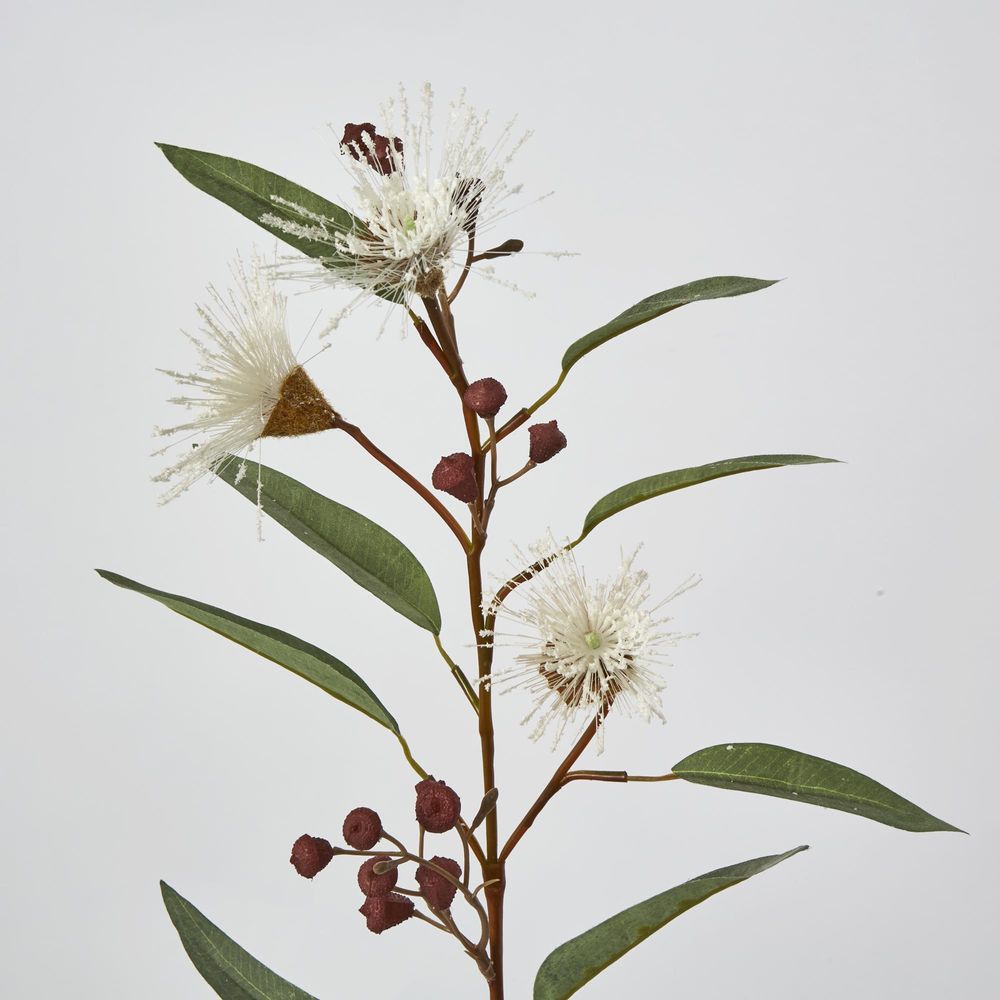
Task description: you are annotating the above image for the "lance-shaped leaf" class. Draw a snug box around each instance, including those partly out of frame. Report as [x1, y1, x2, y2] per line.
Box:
[97, 570, 399, 733]
[561, 275, 777, 373]
[534, 846, 806, 1000]
[161, 882, 319, 1000]
[673, 743, 962, 833]
[217, 459, 442, 633]
[156, 143, 358, 264]
[577, 454, 838, 542]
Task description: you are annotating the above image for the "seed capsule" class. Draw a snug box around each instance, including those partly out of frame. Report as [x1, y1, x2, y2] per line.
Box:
[342, 807, 382, 851]
[432, 453, 478, 503]
[289, 834, 334, 879]
[528, 420, 567, 464]
[415, 856, 462, 910]
[357, 856, 398, 897]
[463, 378, 508, 419]
[415, 778, 462, 834]
[359, 892, 415, 933]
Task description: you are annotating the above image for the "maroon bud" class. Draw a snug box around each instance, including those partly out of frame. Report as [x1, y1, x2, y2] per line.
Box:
[342, 807, 382, 851]
[463, 378, 508, 419]
[431, 453, 478, 503]
[289, 834, 334, 879]
[528, 420, 567, 464]
[359, 892, 414, 934]
[340, 122, 403, 175]
[415, 856, 462, 910]
[357, 856, 398, 897]
[415, 778, 462, 834]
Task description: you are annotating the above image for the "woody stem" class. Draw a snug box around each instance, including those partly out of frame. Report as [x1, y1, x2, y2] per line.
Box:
[335, 417, 472, 552]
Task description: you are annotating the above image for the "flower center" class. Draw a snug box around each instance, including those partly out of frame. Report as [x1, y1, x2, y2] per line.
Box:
[584, 631, 603, 651]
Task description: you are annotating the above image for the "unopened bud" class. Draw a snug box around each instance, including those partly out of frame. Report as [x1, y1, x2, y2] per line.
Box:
[415, 856, 462, 910]
[478, 238, 524, 260]
[342, 807, 382, 851]
[528, 420, 567, 464]
[289, 834, 334, 879]
[359, 892, 415, 934]
[463, 378, 508, 419]
[432, 453, 478, 503]
[357, 856, 398, 897]
[415, 778, 462, 834]
[341, 123, 403, 175]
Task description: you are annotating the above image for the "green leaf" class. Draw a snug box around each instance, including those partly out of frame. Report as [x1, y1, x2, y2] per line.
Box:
[97, 570, 399, 733]
[561, 276, 778, 373]
[156, 142, 358, 263]
[577, 454, 838, 542]
[673, 743, 962, 833]
[161, 882, 319, 1000]
[216, 459, 442, 634]
[534, 846, 806, 1000]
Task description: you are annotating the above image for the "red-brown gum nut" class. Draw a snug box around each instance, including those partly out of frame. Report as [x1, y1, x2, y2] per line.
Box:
[414, 778, 462, 834]
[415, 856, 462, 910]
[289, 834, 334, 879]
[342, 807, 382, 851]
[528, 420, 567, 464]
[357, 856, 398, 897]
[431, 453, 478, 503]
[463, 378, 508, 419]
[359, 892, 414, 933]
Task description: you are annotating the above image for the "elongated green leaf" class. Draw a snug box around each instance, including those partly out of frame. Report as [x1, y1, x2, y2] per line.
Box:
[161, 882, 319, 1000]
[217, 459, 442, 633]
[534, 846, 806, 1000]
[673, 743, 961, 833]
[156, 142, 357, 263]
[97, 570, 399, 733]
[561, 276, 777, 372]
[578, 454, 838, 541]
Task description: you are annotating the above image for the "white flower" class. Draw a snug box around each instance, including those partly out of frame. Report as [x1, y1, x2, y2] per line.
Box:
[487, 542, 698, 750]
[153, 253, 336, 504]
[261, 84, 543, 332]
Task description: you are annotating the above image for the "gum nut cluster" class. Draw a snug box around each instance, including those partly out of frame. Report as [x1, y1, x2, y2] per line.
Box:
[528, 420, 567, 464]
[432, 453, 478, 503]
[289, 834, 334, 879]
[343, 806, 382, 850]
[463, 377, 508, 418]
[415, 778, 462, 833]
[415, 857, 463, 910]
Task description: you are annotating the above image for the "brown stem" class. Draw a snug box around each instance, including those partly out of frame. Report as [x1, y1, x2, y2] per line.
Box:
[427, 290, 505, 998]
[500, 720, 599, 862]
[433, 635, 480, 714]
[485, 370, 569, 448]
[335, 417, 472, 552]
[561, 770, 680, 785]
[448, 234, 477, 304]
[409, 309, 454, 379]
[412, 909, 452, 933]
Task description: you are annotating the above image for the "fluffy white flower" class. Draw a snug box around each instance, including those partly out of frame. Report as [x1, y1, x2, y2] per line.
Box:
[487, 542, 697, 750]
[153, 253, 335, 504]
[261, 84, 543, 331]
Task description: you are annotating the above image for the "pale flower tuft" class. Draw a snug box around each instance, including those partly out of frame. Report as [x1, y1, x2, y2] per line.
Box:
[152, 252, 335, 505]
[261, 84, 556, 333]
[486, 539, 698, 751]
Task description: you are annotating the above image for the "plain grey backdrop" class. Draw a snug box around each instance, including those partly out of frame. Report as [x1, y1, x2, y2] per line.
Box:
[3, 1, 997, 997]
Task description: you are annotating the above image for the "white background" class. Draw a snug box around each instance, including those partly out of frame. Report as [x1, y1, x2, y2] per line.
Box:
[3, 1, 998, 997]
